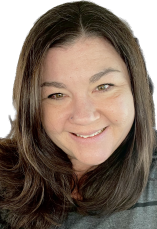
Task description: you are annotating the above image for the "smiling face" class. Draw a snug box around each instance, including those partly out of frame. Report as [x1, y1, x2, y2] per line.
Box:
[41, 36, 135, 176]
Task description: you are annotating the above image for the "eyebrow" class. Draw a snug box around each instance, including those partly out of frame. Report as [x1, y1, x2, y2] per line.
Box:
[40, 68, 120, 88]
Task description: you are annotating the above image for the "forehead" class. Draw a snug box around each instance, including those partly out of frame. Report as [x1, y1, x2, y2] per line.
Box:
[44, 36, 121, 62]
[41, 36, 129, 83]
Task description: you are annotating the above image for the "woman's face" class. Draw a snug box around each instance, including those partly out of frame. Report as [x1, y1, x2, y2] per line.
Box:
[41, 36, 135, 174]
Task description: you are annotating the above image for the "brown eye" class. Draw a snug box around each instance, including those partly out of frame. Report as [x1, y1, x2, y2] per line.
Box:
[48, 93, 64, 99]
[96, 84, 113, 91]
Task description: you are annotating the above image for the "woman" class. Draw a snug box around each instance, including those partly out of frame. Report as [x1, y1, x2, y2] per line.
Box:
[0, 1, 156, 228]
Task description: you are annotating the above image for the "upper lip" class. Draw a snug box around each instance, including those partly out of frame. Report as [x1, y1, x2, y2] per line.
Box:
[71, 127, 106, 136]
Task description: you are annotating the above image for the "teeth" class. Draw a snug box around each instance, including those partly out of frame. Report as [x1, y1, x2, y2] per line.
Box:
[76, 127, 106, 138]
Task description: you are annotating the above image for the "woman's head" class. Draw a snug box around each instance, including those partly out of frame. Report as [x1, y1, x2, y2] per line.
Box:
[13, 0, 155, 172]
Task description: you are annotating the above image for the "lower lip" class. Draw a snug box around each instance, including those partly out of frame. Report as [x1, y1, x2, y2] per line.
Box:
[69, 127, 108, 144]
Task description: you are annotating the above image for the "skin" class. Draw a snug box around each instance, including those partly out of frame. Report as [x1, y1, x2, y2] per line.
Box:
[41, 36, 135, 179]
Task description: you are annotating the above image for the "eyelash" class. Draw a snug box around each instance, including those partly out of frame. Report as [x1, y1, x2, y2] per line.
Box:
[47, 83, 114, 100]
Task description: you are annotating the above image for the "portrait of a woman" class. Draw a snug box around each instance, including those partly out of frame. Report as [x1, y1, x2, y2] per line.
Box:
[0, 1, 157, 228]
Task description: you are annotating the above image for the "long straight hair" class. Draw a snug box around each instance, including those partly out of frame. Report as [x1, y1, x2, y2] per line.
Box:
[0, 1, 156, 228]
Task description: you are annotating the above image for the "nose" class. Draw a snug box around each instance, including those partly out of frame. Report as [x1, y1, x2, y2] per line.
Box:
[69, 96, 100, 125]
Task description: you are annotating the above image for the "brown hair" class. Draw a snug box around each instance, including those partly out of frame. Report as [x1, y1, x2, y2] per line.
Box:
[0, 1, 156, 228]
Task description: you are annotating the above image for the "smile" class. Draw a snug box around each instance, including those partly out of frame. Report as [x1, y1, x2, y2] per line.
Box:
[73, 127, 106, 138]
[69, 127, 110, 145]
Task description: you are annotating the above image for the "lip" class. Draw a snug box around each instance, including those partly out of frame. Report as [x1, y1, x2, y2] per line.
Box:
[71, 127, 106, 136]
[69, 126, 108, 144]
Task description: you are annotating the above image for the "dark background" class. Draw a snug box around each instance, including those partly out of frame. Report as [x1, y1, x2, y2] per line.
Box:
[0, 0, 157, 137]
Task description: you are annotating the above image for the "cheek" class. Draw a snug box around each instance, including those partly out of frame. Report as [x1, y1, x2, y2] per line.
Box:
[103, 93, 135, 125]
[42, 104, 58, 133]
[42, 103, 68, 136]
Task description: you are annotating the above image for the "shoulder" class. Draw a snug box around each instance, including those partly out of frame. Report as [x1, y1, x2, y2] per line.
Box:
[140, 161, 157, 203]
[136, 135, 157, 204]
